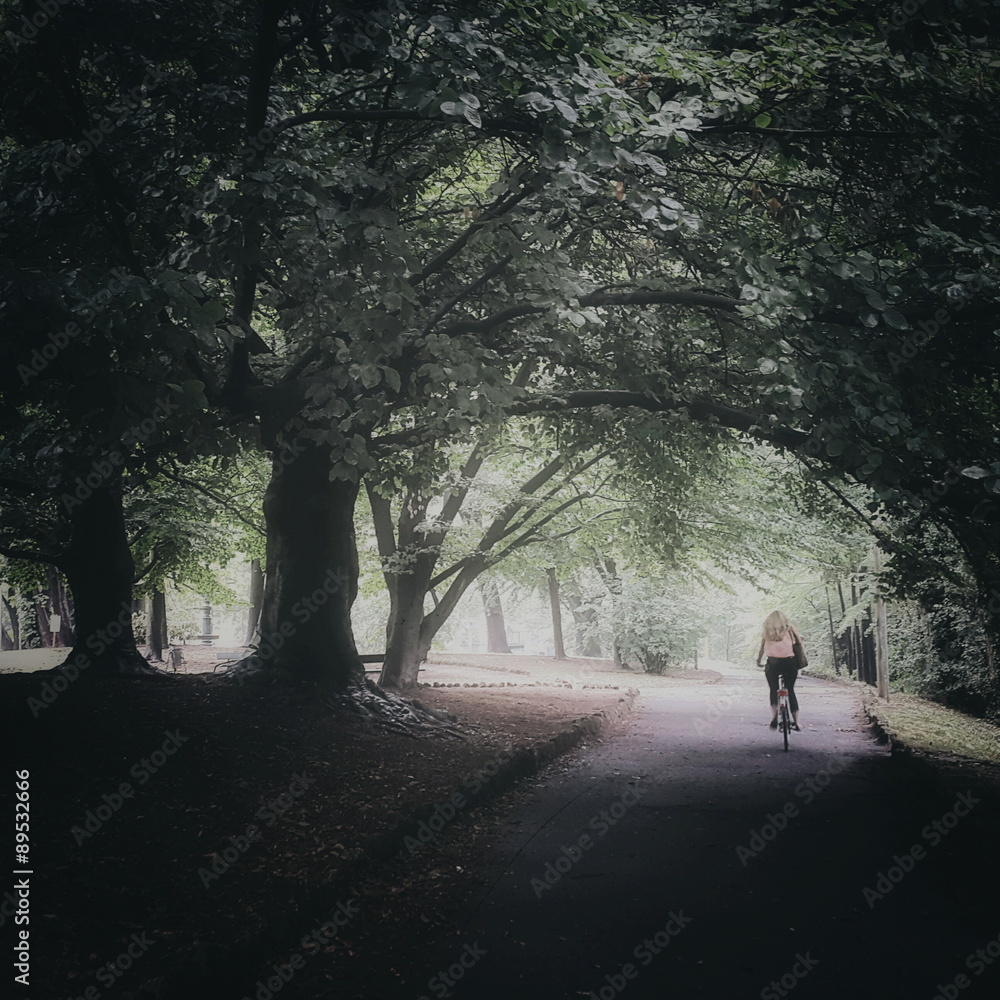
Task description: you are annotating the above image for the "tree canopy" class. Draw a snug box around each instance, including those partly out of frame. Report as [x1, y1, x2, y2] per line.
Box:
[1, 0, 998, 710]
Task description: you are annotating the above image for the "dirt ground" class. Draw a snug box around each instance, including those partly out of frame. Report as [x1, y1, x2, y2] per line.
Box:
[5, 651, 716, 999]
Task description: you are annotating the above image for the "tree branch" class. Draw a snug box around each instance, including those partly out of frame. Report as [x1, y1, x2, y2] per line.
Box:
[272, 108, 542, 137]
[366, 483, 398, 562]
[491, 450, 609, 544]
[0, 477, 38, 494]
[797, 456, 899, 551]
[695, 125, 923, 139]
[435, 438, 493, 535]
[421, 254, 514, 333]
[412, 183, 534, 286]
[0, 543, 58, 566]
[438, 287, 740, 337]
[512, 391, 808, 451]
[489, 490, 595, 561]
[158, 467, 265, 537]
[427, 454, 571, 591]
[133, 541, 168, 585]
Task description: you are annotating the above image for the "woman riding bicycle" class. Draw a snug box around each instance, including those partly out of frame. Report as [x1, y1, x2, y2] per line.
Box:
[756, 610, 805, 731]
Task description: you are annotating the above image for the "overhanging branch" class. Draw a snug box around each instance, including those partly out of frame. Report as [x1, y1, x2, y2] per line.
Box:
[513, 391, 808, 450]
[438, 287, 740, 337]
[0, 543, 59, 566]
[273, 108, 543, 137]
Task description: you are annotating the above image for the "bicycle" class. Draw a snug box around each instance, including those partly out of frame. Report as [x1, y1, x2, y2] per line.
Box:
[776, 674, 792, 751]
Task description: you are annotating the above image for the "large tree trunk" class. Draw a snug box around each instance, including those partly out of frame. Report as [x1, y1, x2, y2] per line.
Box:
[52, 566, 75, 645]
[1, 589, 15, 650]
[34, 567, 74, 646]
[252, 443, 364, 689]
[381, 557, 489, 688]
[380, 570, 433, 689]
[860, 608, 877, 685]
[369, 440, 578, 689]
[57, 486, 156, 674]
[479, 576, 512, 654]
[565, 588, 602, 657]
[245, 557, 264, 645]
[145, 591, 168, 661]
[33, 589, 53, 647]
[1, 589, 20, 650]
[547, 567, 566, 659]
[369, 487, 445, 690]
[596, 557, 625, 668]
[836, 580, 853, 676]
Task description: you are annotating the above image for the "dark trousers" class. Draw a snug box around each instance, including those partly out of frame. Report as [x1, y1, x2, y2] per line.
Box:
[765, 657, 799, 713]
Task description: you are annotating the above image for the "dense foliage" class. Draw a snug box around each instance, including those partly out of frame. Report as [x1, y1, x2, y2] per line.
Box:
[1, 0, 998, 710]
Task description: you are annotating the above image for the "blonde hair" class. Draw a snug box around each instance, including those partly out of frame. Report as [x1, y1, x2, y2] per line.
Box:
[763, 610, 791, 642]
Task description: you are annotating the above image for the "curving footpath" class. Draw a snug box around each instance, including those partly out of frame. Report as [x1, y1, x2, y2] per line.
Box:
[423, 665, 1000, 1000]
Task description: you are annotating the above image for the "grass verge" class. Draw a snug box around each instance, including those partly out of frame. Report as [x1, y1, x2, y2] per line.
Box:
[862, 686, 1000, 765]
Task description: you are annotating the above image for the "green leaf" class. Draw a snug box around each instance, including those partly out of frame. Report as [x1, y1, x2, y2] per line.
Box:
[882, 308, 908, 330]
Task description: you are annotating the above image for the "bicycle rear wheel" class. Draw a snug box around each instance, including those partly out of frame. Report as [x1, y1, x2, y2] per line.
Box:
[779, 703, 790, 751]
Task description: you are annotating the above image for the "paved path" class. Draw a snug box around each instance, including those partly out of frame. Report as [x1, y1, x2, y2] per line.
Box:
[0, 647, 66, 672]
[426, 667, 1000, 1000]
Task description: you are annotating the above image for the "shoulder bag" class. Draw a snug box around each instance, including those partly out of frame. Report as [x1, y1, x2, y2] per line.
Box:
[790, 627, 808, 670]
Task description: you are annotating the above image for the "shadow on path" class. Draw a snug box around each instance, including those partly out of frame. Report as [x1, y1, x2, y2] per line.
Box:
[418, 667, 1000, 1000]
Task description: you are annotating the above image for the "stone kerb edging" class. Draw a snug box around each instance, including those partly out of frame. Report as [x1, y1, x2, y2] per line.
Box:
[857, 683, 899, 752]
[420, 680, 624, 689]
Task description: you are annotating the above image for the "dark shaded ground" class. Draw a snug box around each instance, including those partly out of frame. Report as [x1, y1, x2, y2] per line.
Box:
[2, 655, 636, 999]
[6, 658, 999, 1000]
